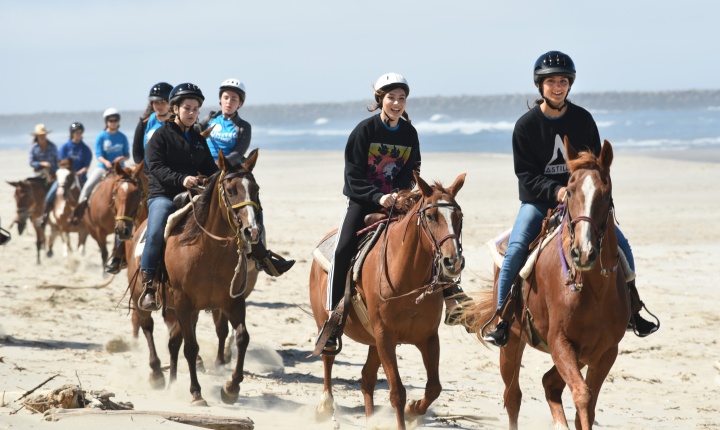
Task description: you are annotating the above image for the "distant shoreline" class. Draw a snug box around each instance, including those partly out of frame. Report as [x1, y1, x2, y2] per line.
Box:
[633, 147, 720, 163]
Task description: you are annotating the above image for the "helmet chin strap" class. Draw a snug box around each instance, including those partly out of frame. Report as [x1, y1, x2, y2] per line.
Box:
[542, 87, 571, 112]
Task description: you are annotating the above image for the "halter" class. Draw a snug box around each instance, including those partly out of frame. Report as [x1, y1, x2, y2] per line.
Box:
[112, 177, 145, 222]
[378, 198, 464, 303]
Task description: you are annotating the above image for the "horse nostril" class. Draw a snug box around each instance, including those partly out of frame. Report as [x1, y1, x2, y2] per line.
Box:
[571, 247, 580, 262]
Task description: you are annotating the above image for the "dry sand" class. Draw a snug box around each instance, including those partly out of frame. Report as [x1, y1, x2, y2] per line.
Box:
[0, 149, 718, 429]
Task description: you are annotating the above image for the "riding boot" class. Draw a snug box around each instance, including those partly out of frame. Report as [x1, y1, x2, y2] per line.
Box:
[138, 270, 159, 311]
[249, 242, 295, 277]
[482, 286, 519, 347]
[70, 200, 88, 226]
[626, 280, 659, 337]
[105, 244, 127, 275]
[443, 284, 474, 332]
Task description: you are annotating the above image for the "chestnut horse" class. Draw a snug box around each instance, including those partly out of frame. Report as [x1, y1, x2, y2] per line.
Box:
[6, 171, 50, 264]
[466, 139, 629, 430]
[309, 171, 466, 429]
[47, 161, 88, 257]
[126, 150, 261, 405]
[83, 162, 146, 270]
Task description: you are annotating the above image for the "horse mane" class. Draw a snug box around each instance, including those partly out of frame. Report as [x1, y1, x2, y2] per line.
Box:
[58, 159, 73, 169]
[393, 181, 445, 221]
[567, 150, 604, 175]
[177, 170, 222, 245]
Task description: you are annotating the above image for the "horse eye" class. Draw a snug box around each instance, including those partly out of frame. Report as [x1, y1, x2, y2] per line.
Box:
[566, 190, 573, 199]
[226, 187, 237, 196]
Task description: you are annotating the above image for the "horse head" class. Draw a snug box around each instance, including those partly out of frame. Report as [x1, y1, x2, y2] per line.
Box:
[111, 161, 145, 240]
[55, 161, 80, 206]
[564, 137, 614, 271]
[7, 180, 35, 234]
[217, 149, 262, 251]
[413, 170, 466, 279]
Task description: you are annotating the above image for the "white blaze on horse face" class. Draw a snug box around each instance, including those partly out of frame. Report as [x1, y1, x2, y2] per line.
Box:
[242, 177, 258, 229]
[579, 175, 597, 250]
[437, 199, 460, 254]
[55, 169, 69, 198]
[120, 182, 129, 193]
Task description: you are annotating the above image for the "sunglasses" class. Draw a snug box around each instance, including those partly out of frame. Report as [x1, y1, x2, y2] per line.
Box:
[107, 118, 120, 123]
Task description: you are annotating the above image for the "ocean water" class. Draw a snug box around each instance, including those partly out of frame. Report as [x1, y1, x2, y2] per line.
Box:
[1, 91, 719, 155]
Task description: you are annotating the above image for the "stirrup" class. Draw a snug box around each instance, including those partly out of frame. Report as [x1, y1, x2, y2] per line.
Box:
[309, 309, 344, 358]
[138, 286, 161, 311]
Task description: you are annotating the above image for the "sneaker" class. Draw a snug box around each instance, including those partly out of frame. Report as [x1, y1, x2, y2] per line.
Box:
[483, 320, 509, 347]
[628, 313, 658, 337]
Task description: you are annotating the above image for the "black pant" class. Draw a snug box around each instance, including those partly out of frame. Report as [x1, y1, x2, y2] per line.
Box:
[327, 198, 377, 310]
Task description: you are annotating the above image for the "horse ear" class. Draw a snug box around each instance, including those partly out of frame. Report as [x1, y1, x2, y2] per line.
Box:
[564, 136, 578, 162]
[414, 170, 432, 197]
[242, 149, 259, 172]
[218, 150, 228, 171]
[7, 181, 19, 187]
[200, 123, 216, 139]
[134, 160, 145, 177]
[113, 161, 124, 176]
[447, 173, 466, 198]
[598, 139, 614, 171]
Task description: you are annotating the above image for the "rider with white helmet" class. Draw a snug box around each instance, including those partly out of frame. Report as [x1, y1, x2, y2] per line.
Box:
[197, 78, 295, 278]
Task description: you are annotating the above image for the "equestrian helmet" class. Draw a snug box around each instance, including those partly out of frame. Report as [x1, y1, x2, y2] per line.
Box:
[169, 83, 205, 107]
[374, 72, 409, 102]
[219, 78, 246, 102]
[533, 51, 576, 87]
[148, 82, 173, 102]
[103, 107, 120, 121]
[69, 122, 84, 133]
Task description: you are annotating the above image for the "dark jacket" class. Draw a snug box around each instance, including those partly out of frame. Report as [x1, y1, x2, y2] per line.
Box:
[512, 103, 601, 204]
[145, 121, 218, 199]
[132, 117, 149, 164]
[343, 114, 421, 205]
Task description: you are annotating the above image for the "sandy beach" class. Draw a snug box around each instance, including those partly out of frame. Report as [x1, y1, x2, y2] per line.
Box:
[1, 148, 719, 429]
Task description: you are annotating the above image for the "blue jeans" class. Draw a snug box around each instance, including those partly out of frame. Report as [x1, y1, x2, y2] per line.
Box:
[497, 202, 636, 310]
[44, 181, 58, 205]
[140, 196, 175, 274]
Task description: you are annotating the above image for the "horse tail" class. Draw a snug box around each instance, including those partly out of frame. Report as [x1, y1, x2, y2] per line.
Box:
[458, 285, 496, 346]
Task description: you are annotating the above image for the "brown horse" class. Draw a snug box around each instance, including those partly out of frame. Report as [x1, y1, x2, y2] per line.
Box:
[6, 171, 51, 264]
[466, 139, 629, 430]
[126, 150, 261, 405]
[83, 161, 146, 270]
[47, 161, 88, 257]
[309, 171, 466, 429]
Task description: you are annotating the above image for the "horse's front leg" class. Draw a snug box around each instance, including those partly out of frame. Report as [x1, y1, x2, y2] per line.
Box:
[175, 302, 205, 405]
[375, 332, 407, 429]
[406, 333, 441, 418]
[137, 310, 165, 389]
[33, 219, 45, 264]
[500, 332, 526, 430]
[221, 299, 249, 404]
[358, 345, 381, 419]
[583, 346, 618, 430]
[212, 309, 230, 367]
[542, 365, 569, 430]
[164, 310, 183, 384]
[549, 337, 591, 430]
[316, 353, 337, 421]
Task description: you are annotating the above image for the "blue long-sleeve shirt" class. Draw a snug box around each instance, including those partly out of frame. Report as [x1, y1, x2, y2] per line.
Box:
[59, 139, 93, 185]
[29, 141, 59, 174]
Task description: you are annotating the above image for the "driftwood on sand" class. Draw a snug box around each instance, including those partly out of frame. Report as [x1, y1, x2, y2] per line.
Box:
[43, 408, 255, 429]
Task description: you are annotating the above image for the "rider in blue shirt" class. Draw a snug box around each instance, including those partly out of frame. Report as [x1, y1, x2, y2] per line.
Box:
[132, 82, 173, 164]
[28, 124, 58, 177]
[198, 78, 294, 277]
[40, 122, 92, 227]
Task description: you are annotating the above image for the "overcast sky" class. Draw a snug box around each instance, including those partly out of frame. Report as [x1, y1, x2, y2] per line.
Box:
[2, 0, 718, 115]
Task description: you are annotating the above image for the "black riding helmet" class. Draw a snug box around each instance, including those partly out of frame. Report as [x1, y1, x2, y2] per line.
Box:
[533, 51, 576, 89]
[69, 122, 84, 133]
[169, 83, 205, 107]
[149, 82, 173, 102]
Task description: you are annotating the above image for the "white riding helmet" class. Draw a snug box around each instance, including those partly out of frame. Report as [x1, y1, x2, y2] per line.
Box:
[103, 107, 120, 120]
[374, 73, 409, 102]
[219, 78, 246, 102]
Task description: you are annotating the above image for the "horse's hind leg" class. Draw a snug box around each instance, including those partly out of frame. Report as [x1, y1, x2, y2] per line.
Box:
[316, 353, 337, 421]
[406, 333, 442, 419]
[542, 365, 570, 430]
[360, 346, 381, 418]
[221, 301, 249, 404]
[500, 335, 526, 430]
[164, 310, 183, 384]
[212, 309, 230, 366]
[583, 346, 618, 430]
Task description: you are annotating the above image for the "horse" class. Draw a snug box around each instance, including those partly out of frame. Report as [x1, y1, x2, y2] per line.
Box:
[83, 161, 146, 271]
[6, 169, 51, 264]
[309, 171, 466, 429]
[465, 138, 629, 430]
[126, 149, 261, 405]
[46, 160, 88, 257]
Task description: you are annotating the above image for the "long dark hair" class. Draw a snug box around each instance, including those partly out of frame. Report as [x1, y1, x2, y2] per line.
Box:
[368, 86, 411, 123]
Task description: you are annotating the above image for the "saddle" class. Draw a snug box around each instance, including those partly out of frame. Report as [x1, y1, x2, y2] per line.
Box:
[309, 217, 389, 357]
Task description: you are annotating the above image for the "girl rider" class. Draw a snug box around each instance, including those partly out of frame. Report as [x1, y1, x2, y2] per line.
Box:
[482, 51, 659, 347]
[198, 78, 294, 277]
[132, 82, 173, 164]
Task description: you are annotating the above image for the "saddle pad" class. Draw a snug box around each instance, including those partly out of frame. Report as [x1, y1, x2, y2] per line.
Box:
[311, 232, 337, 272]
[133, 196, 200, 259]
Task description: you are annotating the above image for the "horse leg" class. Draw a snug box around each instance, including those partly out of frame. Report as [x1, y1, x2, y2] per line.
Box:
[360, 346, 381, 418]
[316, 353, 337, 421]
[375, 332, 406, 429]
[542, 365, 570, 430]
[220, 302, 249, 404]
[34, 222, 45, 264]
[500, 333, 526, 430]
[549, 342, 592, 430]
[583, 346, 619, 430]
[137, 310, 165, 389]
[405, 333, 442, 419]
[174, 303, 205, 405]
[46, 227, 56, 258]
[164, 311, 183, 384]
[212, 309, 230, 367]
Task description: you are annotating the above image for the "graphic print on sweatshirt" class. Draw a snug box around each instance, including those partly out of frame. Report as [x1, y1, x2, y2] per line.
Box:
[367, 143, 412, 193]
[545, 135, 569, 175]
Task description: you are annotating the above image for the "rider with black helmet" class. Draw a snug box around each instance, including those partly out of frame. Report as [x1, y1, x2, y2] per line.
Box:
[197, 78, 295, 278]
[138, 83, 219, 311]
[482, 51, 659, 347]
[132, 82, 173, 164]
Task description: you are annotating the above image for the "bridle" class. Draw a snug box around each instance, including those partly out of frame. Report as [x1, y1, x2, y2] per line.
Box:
[112, 177, 145, 223]
[378, 197, 464, 303]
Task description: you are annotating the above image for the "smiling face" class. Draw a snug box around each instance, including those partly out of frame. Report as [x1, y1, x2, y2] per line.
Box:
[541, 75, 571, 106]
[381, 88, 407, 125]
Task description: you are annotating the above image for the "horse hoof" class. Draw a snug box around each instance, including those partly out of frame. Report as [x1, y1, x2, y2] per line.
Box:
[315, 391, 334, 422]
[148, 373, 165, 390]
[405, 399, 422, 417]
[220, 384, 239, 404]
[47, 250, 54, 258]
[191, 398, 208, 407]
